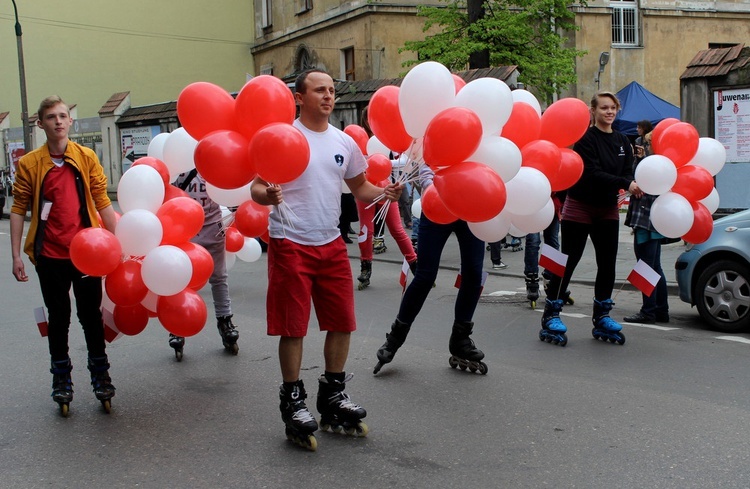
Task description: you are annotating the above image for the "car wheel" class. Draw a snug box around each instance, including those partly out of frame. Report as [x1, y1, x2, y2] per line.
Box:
[695, 259, 750, 333]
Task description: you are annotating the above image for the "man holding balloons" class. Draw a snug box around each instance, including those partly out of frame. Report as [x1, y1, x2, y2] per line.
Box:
[251, 69, 402, 451]
[10, 95, 119, 416]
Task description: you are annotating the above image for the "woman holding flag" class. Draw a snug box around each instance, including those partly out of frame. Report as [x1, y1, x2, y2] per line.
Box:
[540, 91, 642, 346]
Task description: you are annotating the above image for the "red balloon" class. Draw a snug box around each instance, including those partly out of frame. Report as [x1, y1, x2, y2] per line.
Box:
[366, 154, 392, 184]
[433, 162, 507, 222]
[194, 130, 255, 190]
[650, 118, 680, 155]
[132, 156, 170, 187]
[521, 140, 561, 182]
[224, 226, 245, 253]
[657, 122, 700, 168]
[250, 123, 310, 184]
[175, 241, 213, 290]
[420, 184, 457, 224]
[70, 228, 122, 277]
[551, 148, 585, 191]
[157, 196, 205, 245]
[163, 184, 190, 203]
[177, 82, 237, 140]
[539, 98, 590, 148]
[682, 202, 713, 244]
[423, 107, 483, 169]
[368, 86, 413, 153]
[671, 165, 714, 202]
[157, 289, 207, 337]
[452, 74, 466, 94]
[113, 303, 149, 336]
[105, 260, 148, 307]
[259, 229, 270, 244]
[234, 200, 270, 238]
[344, 124, 369, 155]
[235, 75, 296, 141]
[501, 102, 541, 149]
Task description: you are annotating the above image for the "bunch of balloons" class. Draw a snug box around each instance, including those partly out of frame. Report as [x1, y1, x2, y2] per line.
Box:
[364, 61, 589, 243]
[633, 118, 725, 244]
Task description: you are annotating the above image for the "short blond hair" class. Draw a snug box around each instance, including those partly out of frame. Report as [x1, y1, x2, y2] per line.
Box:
[590, 91, 621, 111]
[37, 95, 69, 119]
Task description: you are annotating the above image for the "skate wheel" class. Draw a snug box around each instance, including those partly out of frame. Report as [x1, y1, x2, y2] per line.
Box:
[230, 343, 239, 355]
[306, 435, 318, 451]
[477, 362, 488, 375]
[356, 422, 369, 437]
[175, 349, 183, 362]
[469, 364, 477, 373]
[101, 399, 111, 414]
[448, 356, 458, 369]
[59, 403, 69, 417]
[617, 332, 626, 345]
[530, 301, 536, 310]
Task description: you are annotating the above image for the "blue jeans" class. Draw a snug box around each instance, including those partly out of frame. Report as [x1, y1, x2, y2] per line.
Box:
[633, 235, 669, 318]
[523, 215, 560, 276]
[397, 215, 485, 324]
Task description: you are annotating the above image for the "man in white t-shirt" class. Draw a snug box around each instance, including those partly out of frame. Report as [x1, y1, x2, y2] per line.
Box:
[251, 69, 402, 451]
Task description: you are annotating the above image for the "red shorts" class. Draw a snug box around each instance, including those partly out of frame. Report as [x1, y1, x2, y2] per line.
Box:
[266, 237, 356, 337]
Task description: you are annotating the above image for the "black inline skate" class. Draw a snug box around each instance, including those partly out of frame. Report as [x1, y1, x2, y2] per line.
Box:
[539, 298, 568, 346]
[525, 272, 540, 309]
[280, 380, 319, 451]
[317, 373, 368, 437]
[592, 298, 626, 345]
[373, 319, 411, 374]
[357, 260, 372, 291]
[88, 356, 115, 413]
[169, 334, 185, 361]
[50, 358, 74, 417]
[217, 315, 239, 355]
[448, 320, 488, 374]
[373, 237, 387, 254]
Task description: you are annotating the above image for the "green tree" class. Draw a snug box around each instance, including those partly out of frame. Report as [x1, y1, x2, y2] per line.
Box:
[401, 0, 586, 103]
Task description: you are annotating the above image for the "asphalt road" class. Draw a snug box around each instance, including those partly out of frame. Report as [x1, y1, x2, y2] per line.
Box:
[2, 216, 750, 489]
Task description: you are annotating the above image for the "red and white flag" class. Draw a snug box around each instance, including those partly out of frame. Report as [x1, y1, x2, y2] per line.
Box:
[539, 244, 567, 278]
[399, 258, 411, 291]
[34, 306, 48, 337]
[627, 259, 661, 297]
[454, 271, 489, 293]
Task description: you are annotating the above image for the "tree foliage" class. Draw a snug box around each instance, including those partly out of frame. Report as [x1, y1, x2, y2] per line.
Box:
[401, 0, 586, 103]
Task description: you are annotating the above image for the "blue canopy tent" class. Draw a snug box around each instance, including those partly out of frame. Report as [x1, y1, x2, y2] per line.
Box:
[613, 81, 681, 136]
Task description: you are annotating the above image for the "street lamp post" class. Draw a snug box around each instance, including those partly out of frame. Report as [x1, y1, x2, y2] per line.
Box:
[11, 0, 32, 152]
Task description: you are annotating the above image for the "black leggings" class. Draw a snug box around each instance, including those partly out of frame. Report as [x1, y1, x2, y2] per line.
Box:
[546, 219, 619, 302]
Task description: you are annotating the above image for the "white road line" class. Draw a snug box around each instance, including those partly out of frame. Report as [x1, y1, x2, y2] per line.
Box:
[531, 309, 588, 319]
[715, 335, 750, 345]
[624, 323, 680, 331]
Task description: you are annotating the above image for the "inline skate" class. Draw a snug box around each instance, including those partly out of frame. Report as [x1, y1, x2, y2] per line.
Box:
[357, 260, 372, 290]
[539, 298, 568, 346]
[592, 298, 625, 345]
[88, 356, 115, 413]
[504, 236, 523, 252]
[169, 333, 185, 361]
[542, 276, 575, 305]
[373, 319, 411, 374]
[217, 315, 239, 355]
[50, 358, 74, 417]
[448, 320, 488, 374]
[280, 380, 319, 451]
[317, 373, 368, 437]
[373, 237, 387, 254]
[525, 272, 540, 309]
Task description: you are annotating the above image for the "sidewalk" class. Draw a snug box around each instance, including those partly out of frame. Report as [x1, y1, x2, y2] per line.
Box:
[346, 215, 686, 294]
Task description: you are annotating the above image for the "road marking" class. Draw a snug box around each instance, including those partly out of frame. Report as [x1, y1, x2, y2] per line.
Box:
[487, 290, 518, 297]
[624, 323, 680, 331]
[532, 309, 588, 319]
[715, 335, 750, 345]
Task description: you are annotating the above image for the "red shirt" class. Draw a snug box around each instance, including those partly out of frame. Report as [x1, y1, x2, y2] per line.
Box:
[41, 163, 85, 258]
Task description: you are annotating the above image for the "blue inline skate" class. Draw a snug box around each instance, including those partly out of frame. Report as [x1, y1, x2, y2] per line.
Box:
[539, 298, 568, 346]
[591, 298, 625, 345]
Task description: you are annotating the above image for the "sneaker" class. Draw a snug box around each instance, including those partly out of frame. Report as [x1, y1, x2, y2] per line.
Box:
[492, 261, 507, 270]
[623, 312, 655, 324]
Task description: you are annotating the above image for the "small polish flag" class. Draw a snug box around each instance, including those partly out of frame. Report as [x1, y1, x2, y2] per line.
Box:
[627, 259, 661, 297]
[399, 258, 411, 291]
[454, 271, 489, 293]
[34, 307, 48, 337]
[539, 244, 567, 278]
[102, 307, 122, 343]
[358, 224, 368, 244]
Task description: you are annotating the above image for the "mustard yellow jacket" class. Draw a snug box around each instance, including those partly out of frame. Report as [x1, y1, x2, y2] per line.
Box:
[11, 141, 111, 264]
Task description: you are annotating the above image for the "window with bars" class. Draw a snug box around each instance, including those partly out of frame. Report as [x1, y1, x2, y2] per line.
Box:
[611, 0, 639, 46]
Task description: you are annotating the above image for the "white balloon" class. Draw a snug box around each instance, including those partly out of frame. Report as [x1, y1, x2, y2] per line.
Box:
[511, 89, 542, 116]
[687, 137, 727, 176]
[117, 165, 165, 214]
[699, 187, 720, 214]
[634, 155, 678, 196]
[508, 198, 555, 234]
[236, 238, 263, 262]
[147, 132, 170, 161]
[206, 181, 253, 207]
[225, 251, 237, 270]
[141, 290, 158, 314]
[115, 209, 163, 257]
[411, 198, 422, 219]
[508, 223, 526, 238]
[467, 212, 512, 242]
[469, 135, 522, 183]
[366, 136, 391, 157]
[141, 245, 192, 296]
[399, 62, 456, 138]
[162, 128, 198, 181]
[503, 167, 551, 216]
[404, 137, 424, 162]
[455, 78, 513, 135]
[220, 206, 233, 221]
[650, 192, 695, 238]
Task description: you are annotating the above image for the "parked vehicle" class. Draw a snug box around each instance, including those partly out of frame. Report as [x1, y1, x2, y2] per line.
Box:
[676, 209, 750, 333]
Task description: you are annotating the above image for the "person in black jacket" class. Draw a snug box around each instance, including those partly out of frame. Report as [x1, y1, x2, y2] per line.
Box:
[539, 91, 643, 347]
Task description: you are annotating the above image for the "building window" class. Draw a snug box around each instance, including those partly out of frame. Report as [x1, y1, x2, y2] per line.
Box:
[260, 64, 274, 76]
[611, 0, 639, 47]
[261, 0, 272, 28]
[343, 47, 355, 81]
[297, 0, 312, 14]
